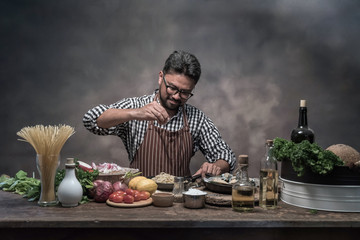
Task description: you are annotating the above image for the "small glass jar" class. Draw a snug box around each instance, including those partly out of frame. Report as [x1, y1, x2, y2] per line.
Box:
[172, 176, 184, 203]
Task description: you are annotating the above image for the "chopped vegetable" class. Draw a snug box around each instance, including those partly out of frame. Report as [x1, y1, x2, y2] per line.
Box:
[78, 161, 93, 172]
[273, 137, 344, 176]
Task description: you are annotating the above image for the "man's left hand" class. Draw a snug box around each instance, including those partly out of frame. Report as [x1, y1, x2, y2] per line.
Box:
[193, 159, 230, 178]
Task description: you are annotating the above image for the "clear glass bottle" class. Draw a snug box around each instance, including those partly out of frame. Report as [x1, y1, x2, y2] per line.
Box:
[57, 158, 83, 207]
[291, 99, 315, 143]
[259, 140, 279, 209]
[172, 176, 184, 203]
[232, 155, 254, 212]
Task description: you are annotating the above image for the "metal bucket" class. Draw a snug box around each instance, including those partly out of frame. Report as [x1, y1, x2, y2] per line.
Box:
[280, 177, 360, 212]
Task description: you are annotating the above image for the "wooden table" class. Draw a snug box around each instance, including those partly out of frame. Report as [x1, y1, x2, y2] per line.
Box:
[1, 190, 359, 240]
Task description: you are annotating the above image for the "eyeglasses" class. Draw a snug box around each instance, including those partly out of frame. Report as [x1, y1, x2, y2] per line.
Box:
[162, 75, 194, 100]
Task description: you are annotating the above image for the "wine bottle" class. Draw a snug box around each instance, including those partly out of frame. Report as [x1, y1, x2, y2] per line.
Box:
[291, 100, 315, 143]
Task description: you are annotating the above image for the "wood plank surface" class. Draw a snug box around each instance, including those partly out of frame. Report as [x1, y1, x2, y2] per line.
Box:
[1, 190, 360, 240]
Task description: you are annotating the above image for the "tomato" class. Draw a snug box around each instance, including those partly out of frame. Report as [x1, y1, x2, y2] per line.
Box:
[108, 192, 118, 202]
[125, 188, 135, 197]
[134, 192, 142, 202]
[123, 194, 134, 204]
[114, 190, 126, 196]
[139, 191, 150, 200]
[112, 194, 124, 203]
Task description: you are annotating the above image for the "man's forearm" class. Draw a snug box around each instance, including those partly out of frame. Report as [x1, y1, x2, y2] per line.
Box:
[97, 108, 135, 128]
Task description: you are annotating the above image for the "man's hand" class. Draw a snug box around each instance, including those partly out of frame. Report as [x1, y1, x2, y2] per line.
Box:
[97, 100, 170, 129]
[136, 100, 170, 125]
[193, 159, 230, 178]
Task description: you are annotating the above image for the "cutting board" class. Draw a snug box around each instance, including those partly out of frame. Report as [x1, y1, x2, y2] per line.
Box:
[106, 198, 153, 208]
[201, 187, 259, 207]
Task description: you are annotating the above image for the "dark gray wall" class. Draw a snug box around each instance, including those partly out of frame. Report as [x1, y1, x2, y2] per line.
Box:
[1, 0, 359, 177]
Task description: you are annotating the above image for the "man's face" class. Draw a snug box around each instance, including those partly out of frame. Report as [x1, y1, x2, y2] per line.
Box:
[158, 71, 195, 111]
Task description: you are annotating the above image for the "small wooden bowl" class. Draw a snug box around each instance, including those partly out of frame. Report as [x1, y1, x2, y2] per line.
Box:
[151, 192, 174, 207]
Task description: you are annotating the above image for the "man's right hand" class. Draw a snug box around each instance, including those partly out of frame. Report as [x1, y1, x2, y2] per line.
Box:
[97, 100, 170, 128]
[136, 100, 170, 125]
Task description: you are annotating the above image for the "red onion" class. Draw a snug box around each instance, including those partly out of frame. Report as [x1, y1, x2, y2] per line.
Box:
[113, 181, 128, 192]
[93, 180, 114, 202]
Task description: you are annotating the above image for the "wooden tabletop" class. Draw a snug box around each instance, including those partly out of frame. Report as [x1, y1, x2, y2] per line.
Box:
[1, 190, 360, 239]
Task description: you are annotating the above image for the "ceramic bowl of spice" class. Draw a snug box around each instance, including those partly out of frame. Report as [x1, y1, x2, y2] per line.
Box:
[183, 188, 207, 209]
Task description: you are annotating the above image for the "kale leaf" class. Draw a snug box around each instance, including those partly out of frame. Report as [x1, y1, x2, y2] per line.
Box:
[273, 137, 343, 176]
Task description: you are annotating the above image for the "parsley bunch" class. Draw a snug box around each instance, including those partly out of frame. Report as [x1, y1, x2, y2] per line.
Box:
[273, 137, 344, 176]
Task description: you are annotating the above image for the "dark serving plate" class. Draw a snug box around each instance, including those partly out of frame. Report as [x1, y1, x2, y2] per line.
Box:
[203, 177, 232, 194]
[281, 159, 360, 185]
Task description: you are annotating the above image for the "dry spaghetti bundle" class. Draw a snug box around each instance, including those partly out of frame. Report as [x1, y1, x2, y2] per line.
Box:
[17, 124, 75, 156]
[17, 124, 75, 206]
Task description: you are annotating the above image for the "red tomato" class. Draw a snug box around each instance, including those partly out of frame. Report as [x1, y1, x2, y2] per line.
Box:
[114, 190, 126, 196]
[108, 192, 118, 202]
[123, 194, 134, 204]
[139, 191, 150, 200]
[134, 192, 142, 202]
[112, 195, 124, 203]
[125, 188, 135, 197]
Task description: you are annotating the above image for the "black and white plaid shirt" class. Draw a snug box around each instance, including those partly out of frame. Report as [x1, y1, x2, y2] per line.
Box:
[83, 91, 236, 171]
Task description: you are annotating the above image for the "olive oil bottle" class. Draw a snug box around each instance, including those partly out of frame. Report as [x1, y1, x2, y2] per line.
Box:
[232, 155, 255, 212]
[259, 140, 278, 209]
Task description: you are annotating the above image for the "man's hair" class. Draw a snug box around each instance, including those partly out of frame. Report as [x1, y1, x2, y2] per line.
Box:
[162, 50, 201, 84]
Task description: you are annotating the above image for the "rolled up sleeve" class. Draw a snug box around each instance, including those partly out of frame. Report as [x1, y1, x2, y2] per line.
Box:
[83, 104, 118, 135]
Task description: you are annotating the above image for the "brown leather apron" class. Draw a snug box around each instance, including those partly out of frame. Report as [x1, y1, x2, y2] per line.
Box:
[130, 107, 193, 177]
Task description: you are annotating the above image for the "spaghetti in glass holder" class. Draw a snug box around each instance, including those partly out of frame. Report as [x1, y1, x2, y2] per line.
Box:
[36, 154, 60, 206]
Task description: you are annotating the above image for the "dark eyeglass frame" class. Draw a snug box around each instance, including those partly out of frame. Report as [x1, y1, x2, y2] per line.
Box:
[162, 75, 194, 100]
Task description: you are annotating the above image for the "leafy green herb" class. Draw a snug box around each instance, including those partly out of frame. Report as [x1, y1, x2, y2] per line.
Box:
[273, 137, 343, 176]
[1, 159, 99, 205]
[0, 170, 40, 201]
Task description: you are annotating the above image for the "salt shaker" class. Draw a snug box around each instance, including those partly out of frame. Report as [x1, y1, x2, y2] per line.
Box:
[57, 158, 83, 207]
[172, 176, 184, 203]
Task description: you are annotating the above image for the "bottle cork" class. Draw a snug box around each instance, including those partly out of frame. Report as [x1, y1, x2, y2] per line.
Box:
[266, 139, 274, 146]
[65, 158, 76, 167]
[238, 155, 248, 165]
[300, 100, 306, 107]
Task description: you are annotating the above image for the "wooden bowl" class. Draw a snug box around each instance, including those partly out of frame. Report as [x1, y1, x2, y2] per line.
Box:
[151, 192, 174, 207]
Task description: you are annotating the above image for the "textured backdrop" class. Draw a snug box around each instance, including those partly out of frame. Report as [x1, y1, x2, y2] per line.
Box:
[1, 0, 359, 177]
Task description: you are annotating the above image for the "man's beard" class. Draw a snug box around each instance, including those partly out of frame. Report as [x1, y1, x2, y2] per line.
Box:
[159, 92, 182, 111]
